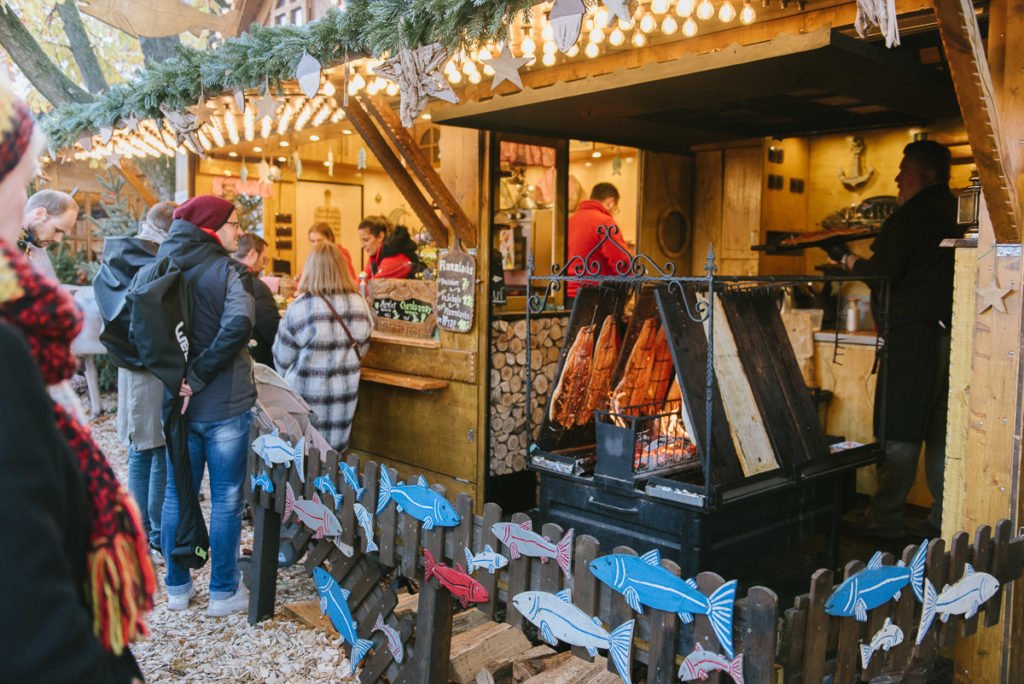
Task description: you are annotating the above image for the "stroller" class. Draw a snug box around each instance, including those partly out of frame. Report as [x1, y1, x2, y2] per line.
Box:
[251, 363, 334, 567]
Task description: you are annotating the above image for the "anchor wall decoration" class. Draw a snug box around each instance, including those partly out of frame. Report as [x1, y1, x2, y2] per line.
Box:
[839, 135, 875, 190]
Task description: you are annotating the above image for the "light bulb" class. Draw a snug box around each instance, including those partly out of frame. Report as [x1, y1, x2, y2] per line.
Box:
[682, 16, 698, 35]
[476, 47, 492, 61]
[589, 27, 605, 43]
[696, 0, 715, 20]
[322, 81, 336, 96]
[661, 15, 678, 33]
[740, 1, 756, 23]
[677, 0, 696, 16]
[462, 60, 475, 76]
[609, 27, 625, 45]
[567, 44, 580, 57]
[543, 40, 557, 54]
[542, 23, 553, 41]
[448, 69, 462, 84]
[631, 31, 647, 47]
[483, 64, 495, 75]
[469, 71, 482, 83]
[521, 36, 536, 54]
[386, 82, 399, 95]
[352, 73, 366, 89]
[620, 17, 635, 29]
[542, 52, 557, 66]
[584, 42, 600, 58]
[595, 7, 609, 27]
[651, 0, 670, 13]
[719, 0, 737, 22]
[640, 12, 656, 32]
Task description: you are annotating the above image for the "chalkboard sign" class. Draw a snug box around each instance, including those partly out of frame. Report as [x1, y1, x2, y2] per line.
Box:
[437, 248, 476, 333]
[367, 279, 437, 338]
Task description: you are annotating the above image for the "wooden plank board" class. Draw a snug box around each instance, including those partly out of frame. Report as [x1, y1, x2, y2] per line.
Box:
[248, 502, 281, 624]
[646, 559, 681, 683]
[449, 621, 532, 684]
[504, 512, 533, 630]
[520, 655, 623, 684]
[861, 554, 894, 682]
[884, 545, 919, 671]
[361, 609, 414, 684]
[570, 535, 600, 661]
[833, 561, 865, 684]
[453, 493, 474, 567]
[361, 367, 450, 391]
[401, 512, 422, 579]
[693, 571, 727, 684]
[940, 533, 969, 648]
[704, 294, 778, 477]
[537, 523, 564, 594]
[341, 454, 359, 551]
[986, 520, 1012, 626]
[378, 468, 399, 568]
[917, 538, 947, 664]
[605, 546, 637, 677]
[478, 503, 503, 620]
[406, 518, 453, 684]
[801, 568, 833, 684]
[361, 343, 476, 384]
[361, 461, 379, 556]
[962, 526, 992, 637]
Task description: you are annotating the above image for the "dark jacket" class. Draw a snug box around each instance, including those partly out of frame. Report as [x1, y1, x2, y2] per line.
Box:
[849, 184, 960, 441]
[157, 220, 256, 422]
[248, 273, 280, 367]
[0, 323, 141, 683]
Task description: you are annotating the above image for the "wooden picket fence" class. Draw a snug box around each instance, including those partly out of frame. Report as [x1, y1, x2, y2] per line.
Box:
[245, 437, 1024, 683]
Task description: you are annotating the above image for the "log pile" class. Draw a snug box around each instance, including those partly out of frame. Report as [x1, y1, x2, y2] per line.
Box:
[489, 316, 567, 476]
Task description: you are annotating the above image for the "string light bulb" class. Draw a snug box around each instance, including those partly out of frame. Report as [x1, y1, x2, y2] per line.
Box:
[542, 23, 553, 41]
[740, 0, 756, 23]
[521, 35, 536, 54]
[682, 16, 699, 35]
[609, 27, 626, 46]
[567, 44, 580, 57]
[719, 0, 737, 22]
[640, 12, 656, 32]
[589, 27, 605, 43]
[469, 71, 482, 83]
[542, 52, 557, 66]
[595, 6, 609, 27]
[543, 40, 557, 54]
[696, 0, 715, 19]
[386, 82, 399, 96]
[631, 31, 647, 47]
[661, 15, 678, 33]
[651, 0, 670, 13]
[585, 42, 600, 58]
[676, 0, 696, 16]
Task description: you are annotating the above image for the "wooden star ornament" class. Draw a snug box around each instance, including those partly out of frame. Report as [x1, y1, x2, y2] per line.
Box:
[483, 44, 532, 91]
[977, 276, 1014, 314]
[254, 92, 281, 123]
[187, 97, 216, 128]
[374, 43, 458, 128]
[121, 112, 140, 133]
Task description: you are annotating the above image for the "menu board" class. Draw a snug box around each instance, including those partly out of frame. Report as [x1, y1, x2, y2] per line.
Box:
[367, 279, 437, 338]
[437, 249, 476, 333]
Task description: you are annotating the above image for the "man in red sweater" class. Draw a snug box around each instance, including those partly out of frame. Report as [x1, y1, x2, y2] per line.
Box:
[566, 183, 632, 299]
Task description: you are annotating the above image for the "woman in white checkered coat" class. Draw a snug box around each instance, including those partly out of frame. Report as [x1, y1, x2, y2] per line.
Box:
[273, 242, 372, 452]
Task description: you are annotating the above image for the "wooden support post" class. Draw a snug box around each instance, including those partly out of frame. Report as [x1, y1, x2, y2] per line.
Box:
[406, 505, 453, 684]
[248, 503, 281, 625]
[932, 0, 1019, 242]
[340, 95, 449, 247]
[119, 159, 158, 206]
[365, 95, 477, 247]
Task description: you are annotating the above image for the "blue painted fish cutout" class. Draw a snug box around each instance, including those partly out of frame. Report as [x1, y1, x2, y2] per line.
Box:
[313, 475, 343, 509]
[375, 469, 460, 530]
[251, 428, 304, 482]
[353, 503, 378, 552]
[250, 472, 274, 494]
[313, 567, 374, 668]
[826, 542, 928, 622]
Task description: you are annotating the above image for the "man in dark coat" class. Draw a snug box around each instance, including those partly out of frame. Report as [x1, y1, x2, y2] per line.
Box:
[157, 196, 257, 616]
[827, 140, 961, 539]
[233, 232, 280, 367]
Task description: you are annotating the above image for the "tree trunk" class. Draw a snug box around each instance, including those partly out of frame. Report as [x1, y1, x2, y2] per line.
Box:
[0, 3, 92, 105]
[139, 36, 181, 66]
[55, 0, 107, 94]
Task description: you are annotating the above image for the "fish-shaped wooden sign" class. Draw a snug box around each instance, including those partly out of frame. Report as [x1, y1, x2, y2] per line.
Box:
[464, 545, 508, 574]
[79, 0, 240, 38]
[491, 520, 574, 578]
[589, 549, 737, 659]
[252, 429, 305, 482]
[284, 482, 342, 541]
[860, 617, 903, 669]
[338, 462, 365, 500]
[250, 472, 274, 494]
[354, 503, 378, 553]
[372, 613, 403, 663]
[678, 644, 744, 683]
[423, 549, 489, 607]
[916, 564, 999, 644]
[513, 589, 634, 684]
[313, 568, 374, 668]
[825, 543, 928, 622]
[375, 469, 460, 530]
[313, 475, 342, 509]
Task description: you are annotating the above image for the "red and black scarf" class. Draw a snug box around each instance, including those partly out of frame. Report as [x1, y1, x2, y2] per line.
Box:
[0, 242, 155, 654]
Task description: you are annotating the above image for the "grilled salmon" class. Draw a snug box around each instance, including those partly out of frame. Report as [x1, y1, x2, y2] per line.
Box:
[550, 324, 596, 429]
[580, 316, 620, 425]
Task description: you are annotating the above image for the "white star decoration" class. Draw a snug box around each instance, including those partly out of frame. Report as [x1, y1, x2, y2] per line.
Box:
[187, 97, 216, 128]
[121, 112, 140, 133]
[254, 92, 280, 123]
[977, 275, 1013, 314]
[483, 44, 532, 91]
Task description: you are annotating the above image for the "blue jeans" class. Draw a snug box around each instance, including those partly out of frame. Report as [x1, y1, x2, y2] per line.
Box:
[127, 445, 167, 549]
[161, 410, 252, 600]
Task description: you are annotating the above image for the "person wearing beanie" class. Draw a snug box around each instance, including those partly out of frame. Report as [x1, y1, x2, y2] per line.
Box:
[0, 77, 151, 681]
[155, 194, 257, 616]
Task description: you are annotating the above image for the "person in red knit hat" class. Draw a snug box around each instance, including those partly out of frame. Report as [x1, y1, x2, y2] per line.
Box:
[0, 76, 152, 682]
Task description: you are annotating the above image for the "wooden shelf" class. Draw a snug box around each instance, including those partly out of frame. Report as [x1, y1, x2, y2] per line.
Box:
[370, 330, 441, 349]
[362, 367, 449, 391]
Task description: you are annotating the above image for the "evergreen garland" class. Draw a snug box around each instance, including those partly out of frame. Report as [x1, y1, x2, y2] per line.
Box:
[43, 0, 536, 151]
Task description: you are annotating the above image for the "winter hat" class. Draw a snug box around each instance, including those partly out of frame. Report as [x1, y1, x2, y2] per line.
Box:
[0, 73, 35, 184]
[173, 195, 234, 231]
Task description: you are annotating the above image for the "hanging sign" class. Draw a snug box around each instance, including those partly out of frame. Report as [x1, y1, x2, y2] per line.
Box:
[437, 247, 476, 333]
[368, 278, 437, 338]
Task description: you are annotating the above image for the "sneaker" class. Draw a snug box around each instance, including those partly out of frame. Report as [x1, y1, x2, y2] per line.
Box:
[149, 542, 164, 566]
[207, 584, 249, 617]
[167, 586, 196, 611]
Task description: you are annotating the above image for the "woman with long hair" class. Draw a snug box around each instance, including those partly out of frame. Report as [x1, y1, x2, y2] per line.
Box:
[308, 221, 356, 280]
[358, 216, 421, 280]
[273, 242, 373, 452]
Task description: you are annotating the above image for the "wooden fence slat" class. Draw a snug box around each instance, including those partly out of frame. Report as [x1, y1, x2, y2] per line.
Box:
[400, 512, 422, 579]
[801, 568, 833, 684]
[356, 585, 397, 642]
[304, 538, 336, 573]
[884, 544, 919, 670]
[860, 553, 895, 682]
[693, 571, 727, 684]
[833, 560, 864, 684]
[606, 546, 637, 676]
[744, 586, 778, 684]
[505, 512, 533, 630]
[361, 461, 380, 556]
[360, 599, 412, 683]
[646, 559, 681, 684]
[940, 532, 969, 648]
[378, 468, 399, 568]
[538, 523, 564, 594]
[570, 535, 600, 661]
[778, 605, 806, 674]
[963, 524, 993, 637]
[247, 497, 281, 624]
[916, 538, 947, 664]
[479, 503, 503, 620]
[341, 454, 359, 550]
[986, 519, 1012, 627]
[303, 445, 319, 501]
[406, 490, 453, 684]
[272, 461, 287, 515]
[453, 493, 473, 566]
[287, 437, 304, 507]
[245, 425, 257, 507]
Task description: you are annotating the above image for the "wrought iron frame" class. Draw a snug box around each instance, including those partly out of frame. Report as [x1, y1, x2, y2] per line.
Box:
[524, 225, 891, 510]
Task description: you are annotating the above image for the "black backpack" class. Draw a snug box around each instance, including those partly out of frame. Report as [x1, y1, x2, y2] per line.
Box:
[93, 237, 159, 370]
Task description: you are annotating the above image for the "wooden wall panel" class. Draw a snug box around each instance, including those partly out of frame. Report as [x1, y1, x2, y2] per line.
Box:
[637, 151, 695, 275]
[721, 146, 763, 260]
[692, 150, 723, 274]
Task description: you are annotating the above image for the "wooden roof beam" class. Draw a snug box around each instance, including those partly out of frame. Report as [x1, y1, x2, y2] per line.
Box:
[933, 0, 1020, 242]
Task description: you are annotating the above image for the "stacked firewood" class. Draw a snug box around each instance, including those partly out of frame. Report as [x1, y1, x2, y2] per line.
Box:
[489, 317, 567, 476]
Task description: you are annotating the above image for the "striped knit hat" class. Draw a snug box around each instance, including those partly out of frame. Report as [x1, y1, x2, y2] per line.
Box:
[0, 75, 35, 184]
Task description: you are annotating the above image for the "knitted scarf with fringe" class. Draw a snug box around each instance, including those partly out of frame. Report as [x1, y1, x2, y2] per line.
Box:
[0, 242, 155, 654]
